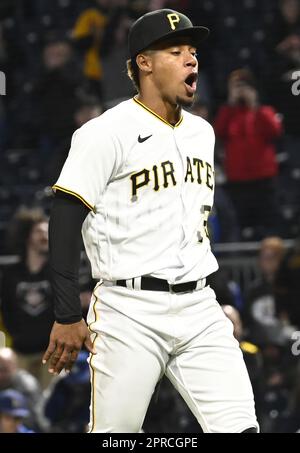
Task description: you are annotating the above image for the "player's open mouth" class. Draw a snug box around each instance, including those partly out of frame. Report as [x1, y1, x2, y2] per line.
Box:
[184, 73, 197, 94]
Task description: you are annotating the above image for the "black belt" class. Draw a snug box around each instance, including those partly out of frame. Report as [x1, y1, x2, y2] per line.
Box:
[116, 276, 206, 293]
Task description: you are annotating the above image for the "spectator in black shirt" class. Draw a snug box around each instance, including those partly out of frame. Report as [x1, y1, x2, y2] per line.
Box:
[0, 207, 54, 389]
[275, 237, 300, 329]
[243, 237, 287, 346]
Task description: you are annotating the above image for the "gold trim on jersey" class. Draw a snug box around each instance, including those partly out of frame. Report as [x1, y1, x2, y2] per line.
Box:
[240, 341, 259, 355]
[52, 185, 95, 212]
[133, 97, 183, 128]
[87, 283, 102, 433]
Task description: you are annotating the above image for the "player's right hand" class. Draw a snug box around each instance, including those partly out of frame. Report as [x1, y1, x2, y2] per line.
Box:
[42, 319, 96, 375]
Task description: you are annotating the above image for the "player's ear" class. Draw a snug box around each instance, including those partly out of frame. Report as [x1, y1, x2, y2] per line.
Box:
[136, 52, 153, 75]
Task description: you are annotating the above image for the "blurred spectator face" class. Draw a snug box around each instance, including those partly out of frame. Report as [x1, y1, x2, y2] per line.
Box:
[259, 249, 281, 277]
[259, 237, 284, 280]
[222, 305, 243, 342]
[229, 80, 257, 105]
[280, 0, 300, 24]
[75, 105, 102, 127]
[230, 80, 247, 96]
[227, 69, 258, 108]
[27, 221, 49, 255]
[0, 349, 17, 389]
[277, 33, 300, 57]
[0, 389, 29, 433]
[43, 42, 72, 70]
[286, 34, 300, 49]
[0, 414, 22, 433]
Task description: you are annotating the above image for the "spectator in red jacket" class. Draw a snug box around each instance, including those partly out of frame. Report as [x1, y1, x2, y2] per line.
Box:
[214, 69, 283, 239]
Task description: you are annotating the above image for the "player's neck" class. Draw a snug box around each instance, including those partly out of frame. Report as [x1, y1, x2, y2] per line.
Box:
[136, 93, 181, 126]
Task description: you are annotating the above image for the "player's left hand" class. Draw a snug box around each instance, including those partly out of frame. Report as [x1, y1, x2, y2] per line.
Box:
[42, 319, 96, 375]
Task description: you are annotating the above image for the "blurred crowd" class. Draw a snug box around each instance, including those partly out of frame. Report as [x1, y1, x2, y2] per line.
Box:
[0, 0, 300, 433]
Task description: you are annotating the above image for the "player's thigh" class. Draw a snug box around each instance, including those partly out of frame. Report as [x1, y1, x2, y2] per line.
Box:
[88, 296, 166, 433]
[165, 304, 258, 433]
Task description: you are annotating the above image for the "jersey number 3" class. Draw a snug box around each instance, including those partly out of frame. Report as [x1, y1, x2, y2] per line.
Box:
[197, 205, 212, 243]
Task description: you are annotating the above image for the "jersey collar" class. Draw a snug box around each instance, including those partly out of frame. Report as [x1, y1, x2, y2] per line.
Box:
[133, 97, 183, 129]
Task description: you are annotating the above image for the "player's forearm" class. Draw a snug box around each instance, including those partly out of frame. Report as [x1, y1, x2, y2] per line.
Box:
[49, 191, 90, 324]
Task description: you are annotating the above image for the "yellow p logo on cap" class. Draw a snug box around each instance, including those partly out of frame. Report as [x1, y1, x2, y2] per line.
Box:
[167, 13, 180, 30]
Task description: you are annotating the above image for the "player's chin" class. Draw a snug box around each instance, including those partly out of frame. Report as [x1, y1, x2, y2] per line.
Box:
[176, 93, 195, 108]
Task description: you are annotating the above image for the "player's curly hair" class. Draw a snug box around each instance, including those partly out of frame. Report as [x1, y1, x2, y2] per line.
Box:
[127, 58, 140, 92]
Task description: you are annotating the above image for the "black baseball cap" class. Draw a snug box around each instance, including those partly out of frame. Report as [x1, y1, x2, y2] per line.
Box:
[129, 9, 209, 59]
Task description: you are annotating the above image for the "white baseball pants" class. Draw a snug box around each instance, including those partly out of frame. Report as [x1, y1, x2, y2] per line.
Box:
[87, 283, 258, 433]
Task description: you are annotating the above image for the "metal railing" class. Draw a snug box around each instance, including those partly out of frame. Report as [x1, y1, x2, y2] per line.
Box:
[0, 239, 295, 292]
[213, 239, 295, 291]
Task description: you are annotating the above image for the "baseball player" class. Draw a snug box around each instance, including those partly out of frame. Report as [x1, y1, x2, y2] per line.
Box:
[43, 9, 259, 433]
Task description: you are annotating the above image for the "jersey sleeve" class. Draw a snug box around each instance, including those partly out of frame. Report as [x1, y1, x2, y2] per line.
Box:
[53, 121, 118, 211]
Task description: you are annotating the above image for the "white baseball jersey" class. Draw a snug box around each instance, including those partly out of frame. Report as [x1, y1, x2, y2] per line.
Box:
[53, 97, 219, 284]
